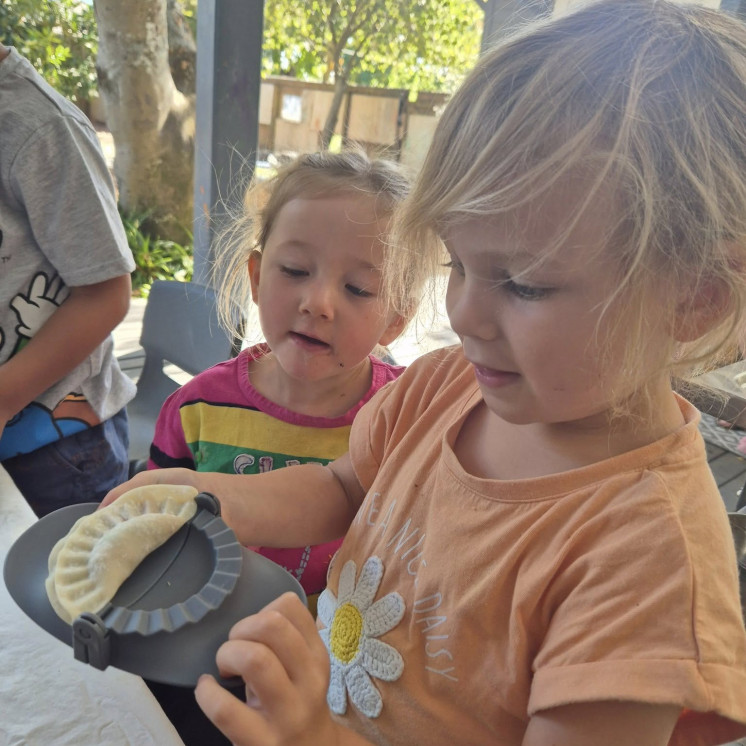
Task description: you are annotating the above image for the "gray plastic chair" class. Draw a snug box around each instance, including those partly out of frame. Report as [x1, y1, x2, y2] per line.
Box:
[729, 508, 746, 625]
[126, 280, 235, 471]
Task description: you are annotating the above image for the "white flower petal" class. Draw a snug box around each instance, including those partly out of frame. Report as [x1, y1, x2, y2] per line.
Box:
[327, 661, 348, 715]
[321, 555, 405, 722]
[363, 591, 405, 638]
[350, 556, 383, 611]
[345, 664, 383, 719]
[337, 559, 358, 603]
[317, 587, 337, 628]
[360, 637, 404, 682]
[319, 627, 331, 649]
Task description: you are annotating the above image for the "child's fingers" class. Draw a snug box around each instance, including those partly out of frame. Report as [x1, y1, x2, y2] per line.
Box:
[195, 674, 271, 746]
[213, 635, 334, 745]
[227, 593, 329, 688]
[99, 472, 158, 507]
[99, 468, 195, 508]
[229, 592, 320, 644]
[215, 636, 293, 709]
[211, 593, 332, 738]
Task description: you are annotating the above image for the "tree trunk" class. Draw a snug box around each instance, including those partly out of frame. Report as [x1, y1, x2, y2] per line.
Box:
[320, 72, 348, 149]
[167, 0, 196, 95]
[94, 0, 195, 243]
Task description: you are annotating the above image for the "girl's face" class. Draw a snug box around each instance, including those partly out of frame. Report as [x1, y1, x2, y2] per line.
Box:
[250, 193, 404, 384]
[443, 185, 672, 430]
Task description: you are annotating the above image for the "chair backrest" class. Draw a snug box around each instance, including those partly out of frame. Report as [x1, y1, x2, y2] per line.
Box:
[730, 508, 746, 625]
[126, 280, 235, 465]
[139, 280, 232, 375]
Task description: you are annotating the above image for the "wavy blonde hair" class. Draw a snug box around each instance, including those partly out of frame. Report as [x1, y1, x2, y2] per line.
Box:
[213, 148, 412, 341]
[391, 0, 746, 392]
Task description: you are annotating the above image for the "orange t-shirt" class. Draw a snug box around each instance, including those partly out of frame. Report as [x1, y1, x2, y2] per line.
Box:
[316, 346, 746, 746]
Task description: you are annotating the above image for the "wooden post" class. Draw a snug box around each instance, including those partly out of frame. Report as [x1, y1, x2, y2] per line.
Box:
[477, 0, 552, 55]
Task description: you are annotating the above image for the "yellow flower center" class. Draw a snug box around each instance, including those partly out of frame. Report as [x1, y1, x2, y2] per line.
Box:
[329, 602, 364, 664]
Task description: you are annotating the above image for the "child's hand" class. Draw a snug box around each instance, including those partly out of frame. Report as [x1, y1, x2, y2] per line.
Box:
[195, 592, 340, 746]
[98, 467, 198, 508]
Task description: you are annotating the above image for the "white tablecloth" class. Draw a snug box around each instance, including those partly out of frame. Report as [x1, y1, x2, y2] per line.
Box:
[0, 466, 184, 746]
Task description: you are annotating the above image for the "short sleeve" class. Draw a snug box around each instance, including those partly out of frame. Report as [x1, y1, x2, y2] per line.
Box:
[148, 388, 196, 470]
[347, 372, 399, 492]
[10, 115, 134, 285]
[527, 470, 746, 739]
[348, 347, 472, 493]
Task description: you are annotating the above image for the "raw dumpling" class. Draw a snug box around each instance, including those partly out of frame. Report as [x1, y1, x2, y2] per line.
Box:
[46, 484, 199, 624]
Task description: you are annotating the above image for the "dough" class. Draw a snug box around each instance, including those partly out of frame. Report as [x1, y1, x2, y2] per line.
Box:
[46, 484, 199, 624]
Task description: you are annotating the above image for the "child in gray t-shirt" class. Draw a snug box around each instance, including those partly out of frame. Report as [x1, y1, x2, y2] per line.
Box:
[0, 43, 136, 517]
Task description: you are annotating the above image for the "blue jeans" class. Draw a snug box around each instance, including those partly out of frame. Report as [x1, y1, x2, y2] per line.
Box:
[3, 407, 129, 518]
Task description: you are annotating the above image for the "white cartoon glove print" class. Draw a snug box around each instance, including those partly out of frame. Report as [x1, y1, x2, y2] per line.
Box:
[11, 273, 68, 340]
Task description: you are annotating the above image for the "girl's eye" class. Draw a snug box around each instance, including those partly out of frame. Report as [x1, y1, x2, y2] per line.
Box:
[444, 255, 551, 299]
[504, 278, 552, 301]
[346, 284, 374, 298]
[280, 266, 307, 278]
[442, 259, 464, 275]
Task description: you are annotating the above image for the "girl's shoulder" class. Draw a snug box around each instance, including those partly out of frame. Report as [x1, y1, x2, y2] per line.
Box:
[369, 355, 406, 387]
[356, 345, 477, 439]
[164, 350, 249, 407]
[393, 345, 473, 401]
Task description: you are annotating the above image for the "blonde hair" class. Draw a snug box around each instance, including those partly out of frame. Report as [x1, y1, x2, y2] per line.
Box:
[214, 148, 412, 341]
[392, 0, 746, 390]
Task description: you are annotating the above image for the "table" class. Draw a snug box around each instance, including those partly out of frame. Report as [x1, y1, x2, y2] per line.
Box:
[690, 359, 746, 428]
[698, 412, 746, 512]
[0, 466, 184, 746]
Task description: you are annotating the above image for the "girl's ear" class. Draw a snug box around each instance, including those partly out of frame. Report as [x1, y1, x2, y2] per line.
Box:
[248, 250, 262, 304]
[673, 277, 730, 342]
[378, 311, 409, 347]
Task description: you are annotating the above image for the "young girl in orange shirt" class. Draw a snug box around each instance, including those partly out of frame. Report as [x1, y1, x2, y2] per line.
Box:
[107, 1, 746, 743]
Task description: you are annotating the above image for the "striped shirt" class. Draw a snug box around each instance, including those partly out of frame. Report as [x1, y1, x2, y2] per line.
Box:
[149, 343, 404, 602]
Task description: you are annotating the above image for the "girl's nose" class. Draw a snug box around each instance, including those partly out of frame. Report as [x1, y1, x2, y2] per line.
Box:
[299, 281, 336, 319]
[446, 281, 498, 341]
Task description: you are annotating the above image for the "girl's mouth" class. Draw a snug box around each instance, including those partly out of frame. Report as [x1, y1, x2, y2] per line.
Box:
[290, 331, 330, 349]
[472, 364, 520, 388]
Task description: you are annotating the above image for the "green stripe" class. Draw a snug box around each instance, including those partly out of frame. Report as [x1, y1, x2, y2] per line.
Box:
[189, 442, 332, 474]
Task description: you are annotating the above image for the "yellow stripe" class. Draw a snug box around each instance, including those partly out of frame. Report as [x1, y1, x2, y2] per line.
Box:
[181, 402, 351, 460]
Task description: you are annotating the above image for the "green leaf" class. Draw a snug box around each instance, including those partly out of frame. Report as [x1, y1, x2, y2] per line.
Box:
[120, 208, 194, 296]
[1, 0, 99, 102]
[262, 0, 481, 94]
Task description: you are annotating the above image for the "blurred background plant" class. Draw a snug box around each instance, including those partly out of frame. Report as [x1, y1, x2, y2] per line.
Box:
[1, 0, 98, 104]
[120, 210, 193, 297]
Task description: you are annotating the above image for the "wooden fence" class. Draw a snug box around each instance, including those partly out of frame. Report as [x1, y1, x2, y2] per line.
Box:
[258, 76, 449, 170]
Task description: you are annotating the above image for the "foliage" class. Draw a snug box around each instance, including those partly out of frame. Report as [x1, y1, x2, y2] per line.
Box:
[0, 0, 98, 102]
[262, 0, 482, 95]
[121, 210, 193, 296]
[3, 0, 480, 104]
[178, 0, 197, 34]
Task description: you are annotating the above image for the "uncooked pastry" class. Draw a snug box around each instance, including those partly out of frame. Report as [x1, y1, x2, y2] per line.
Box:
[45, 484, 199, 624]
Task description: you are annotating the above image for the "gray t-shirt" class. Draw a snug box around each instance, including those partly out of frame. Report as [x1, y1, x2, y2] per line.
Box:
[0, 48, 136, 456]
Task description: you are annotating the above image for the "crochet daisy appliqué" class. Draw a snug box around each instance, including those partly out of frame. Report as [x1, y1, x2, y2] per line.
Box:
[318, 556, 404, 718]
